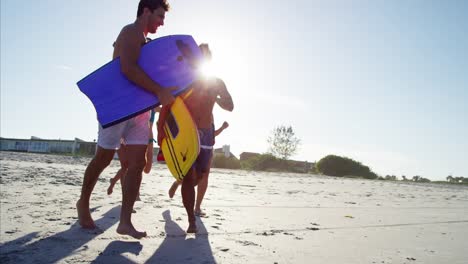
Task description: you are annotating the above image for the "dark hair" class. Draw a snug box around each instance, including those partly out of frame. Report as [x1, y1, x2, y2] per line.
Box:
[137, 0, 170, 17]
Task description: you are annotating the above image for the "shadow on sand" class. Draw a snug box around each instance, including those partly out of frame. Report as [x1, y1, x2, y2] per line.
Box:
[91, 240, 143, 264]
[0, 206, 120, 263]
[145, 210, 215, 264]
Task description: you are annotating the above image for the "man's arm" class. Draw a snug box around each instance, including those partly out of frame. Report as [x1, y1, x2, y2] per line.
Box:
[119, 27, 175, 106]
[213, 78, 234, 112]
[156, 104, 171, 146]
[214, 121, 229, 137]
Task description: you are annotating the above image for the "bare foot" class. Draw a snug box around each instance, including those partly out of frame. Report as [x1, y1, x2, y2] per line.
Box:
[195, 209, 206, 217]
[168, 181, 179, 198]
[186, 222, 197, 233]
[76, 200, 96, 229]
[116, 223, 147, 239]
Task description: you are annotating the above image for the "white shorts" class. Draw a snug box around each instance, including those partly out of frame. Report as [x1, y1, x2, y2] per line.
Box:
[97, 111, 150, 150]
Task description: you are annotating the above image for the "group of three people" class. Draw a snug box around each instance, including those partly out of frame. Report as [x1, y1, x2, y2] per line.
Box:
[76, 0, 234, 239]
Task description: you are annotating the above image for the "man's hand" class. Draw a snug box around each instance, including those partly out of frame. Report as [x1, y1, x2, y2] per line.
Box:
[221, 121, 229, 130]
[199, 43, 212, 60]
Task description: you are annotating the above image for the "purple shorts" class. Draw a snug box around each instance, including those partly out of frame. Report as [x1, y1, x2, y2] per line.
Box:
[192, 126, 214, 175]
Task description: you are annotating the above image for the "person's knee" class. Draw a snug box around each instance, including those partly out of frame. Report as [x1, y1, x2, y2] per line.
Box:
[120, 160, 129, 170]
[93, 152, 114, 168]
[127, 159, 146, 173]
[183, 171, 197, 187]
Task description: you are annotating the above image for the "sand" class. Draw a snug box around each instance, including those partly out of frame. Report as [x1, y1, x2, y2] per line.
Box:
[1, 151, 467, 263]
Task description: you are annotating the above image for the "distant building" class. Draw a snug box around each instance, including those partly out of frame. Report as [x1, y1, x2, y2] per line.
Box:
[287, 160, 315, 173]
[213, 145, 237, 159]
[0, 136, 97, 156]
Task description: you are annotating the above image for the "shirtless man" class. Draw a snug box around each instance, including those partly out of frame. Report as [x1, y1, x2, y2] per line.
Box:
[76, 0, 173, 239]
[158, 69, 234, 233]
[168, 121, 230, 215]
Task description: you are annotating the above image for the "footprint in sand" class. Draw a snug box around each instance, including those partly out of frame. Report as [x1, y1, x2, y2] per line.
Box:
[236, 240, 260, 246]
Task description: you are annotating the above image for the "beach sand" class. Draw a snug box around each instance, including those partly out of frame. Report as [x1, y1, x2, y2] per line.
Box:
[1, 151, 467, 263]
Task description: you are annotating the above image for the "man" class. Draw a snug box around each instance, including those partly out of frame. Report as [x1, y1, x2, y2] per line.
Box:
[158, 60, 234, 232]
[76, 0, 173, 239]
[168, 121, 230, 217]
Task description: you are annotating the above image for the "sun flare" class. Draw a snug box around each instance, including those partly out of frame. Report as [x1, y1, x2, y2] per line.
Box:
[199, 60, 216, 79]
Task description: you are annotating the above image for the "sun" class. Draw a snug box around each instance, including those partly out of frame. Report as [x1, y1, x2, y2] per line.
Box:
[199, 60, 216, 79]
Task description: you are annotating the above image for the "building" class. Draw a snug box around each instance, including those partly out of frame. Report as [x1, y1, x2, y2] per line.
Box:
[0, 137, 97, 156]
[213, 145, 237, 159]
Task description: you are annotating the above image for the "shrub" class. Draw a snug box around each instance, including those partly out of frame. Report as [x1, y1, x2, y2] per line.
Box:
[241, 153, 281, 171]
[211, 154, 241, 169]
[315, 155, 378, 179]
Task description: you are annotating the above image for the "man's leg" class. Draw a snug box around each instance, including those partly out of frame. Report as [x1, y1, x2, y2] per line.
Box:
[182, 168, 198, 233]
[107, 168, 124, 195]
[168, 180, 181, 198]
[77, 146, 115, 228]
[116, 144, 147, 239]
[143, 142, 154, 174]
[195, 152, 213, 216]
[195, 171, 210, 215]
[108, 146, 128, 195]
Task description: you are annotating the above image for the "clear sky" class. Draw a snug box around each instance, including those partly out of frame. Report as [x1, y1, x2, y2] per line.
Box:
[1, 0, 467, 180]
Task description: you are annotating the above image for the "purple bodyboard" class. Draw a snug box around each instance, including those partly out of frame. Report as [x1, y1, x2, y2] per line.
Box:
[77, 35, 202, 128]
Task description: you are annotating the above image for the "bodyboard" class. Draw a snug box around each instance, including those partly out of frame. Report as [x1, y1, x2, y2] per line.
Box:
[161, 97, 200, 181]
[77, 35, 202, 128]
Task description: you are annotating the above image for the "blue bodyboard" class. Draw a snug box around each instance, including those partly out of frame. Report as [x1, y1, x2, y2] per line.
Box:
[77, 35, 202, 128]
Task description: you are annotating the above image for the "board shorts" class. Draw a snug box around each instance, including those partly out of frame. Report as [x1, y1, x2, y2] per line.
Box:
[97, 111, 150, 150]
[192, 125, 215, 175]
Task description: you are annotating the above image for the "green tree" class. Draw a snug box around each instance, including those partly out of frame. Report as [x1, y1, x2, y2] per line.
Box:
[267, 125, 300, 160]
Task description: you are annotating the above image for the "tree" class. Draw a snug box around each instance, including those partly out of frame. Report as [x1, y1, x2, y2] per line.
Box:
[267, 125, 300, 160]
[447, 175, 454, 182]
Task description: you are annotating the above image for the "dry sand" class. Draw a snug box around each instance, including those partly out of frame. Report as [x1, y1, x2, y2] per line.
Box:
[1, 151, 467, 263]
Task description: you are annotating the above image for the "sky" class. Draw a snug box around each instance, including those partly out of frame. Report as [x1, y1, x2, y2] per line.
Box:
[1, 0, 467, 180]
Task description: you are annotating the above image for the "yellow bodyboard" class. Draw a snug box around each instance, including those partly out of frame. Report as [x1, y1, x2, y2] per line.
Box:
[161, 97, 200, 181]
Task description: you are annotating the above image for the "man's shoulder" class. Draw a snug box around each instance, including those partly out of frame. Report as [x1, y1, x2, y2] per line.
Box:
[116, 23, 145, 47]
[120, 23, 139, 36]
